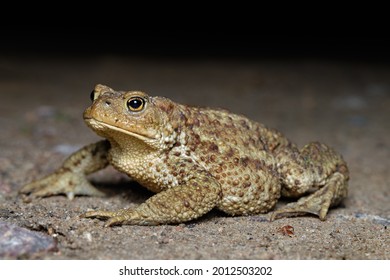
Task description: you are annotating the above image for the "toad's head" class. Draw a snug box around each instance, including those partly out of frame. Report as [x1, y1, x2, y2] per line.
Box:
[84, 84, 179, 151]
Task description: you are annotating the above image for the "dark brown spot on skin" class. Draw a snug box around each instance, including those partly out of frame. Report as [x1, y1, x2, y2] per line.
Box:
[173, 142, 181, 148]
[210, 155, 216, 162]
[186, 116, 200, 127]
[209, 143, 219, 153]
[174, 151, 181, 156]
[192, 134, 201, 145]
[61, 167, 71, 173]
[233, 157, 239, 164]
[158, 101, 174, 113]
[241, 157, 249, 167]
[255, 160, 264, 170]
[226, 148, 234, 158]
[183, 200, 190, 207]
[241, 120, 250, 130]
[294, 179, 300, 186]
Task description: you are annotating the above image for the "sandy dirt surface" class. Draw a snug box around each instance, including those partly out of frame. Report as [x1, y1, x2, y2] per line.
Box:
[0, 54, 388, 259]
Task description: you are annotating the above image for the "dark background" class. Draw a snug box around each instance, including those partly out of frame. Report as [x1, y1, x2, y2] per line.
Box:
[2, 28, 389, 61]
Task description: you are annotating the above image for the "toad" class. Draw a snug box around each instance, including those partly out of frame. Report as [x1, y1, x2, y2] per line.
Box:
[20, 84, 349, 226]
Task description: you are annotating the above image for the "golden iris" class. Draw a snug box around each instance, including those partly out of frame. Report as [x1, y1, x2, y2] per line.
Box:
[127, 97, 145, 112]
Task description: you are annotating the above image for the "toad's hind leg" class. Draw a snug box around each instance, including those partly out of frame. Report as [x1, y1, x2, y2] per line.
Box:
[271, 142, 349, 221]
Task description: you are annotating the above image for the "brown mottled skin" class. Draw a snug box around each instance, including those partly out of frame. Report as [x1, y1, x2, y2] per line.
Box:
[20, 84, 349, 226]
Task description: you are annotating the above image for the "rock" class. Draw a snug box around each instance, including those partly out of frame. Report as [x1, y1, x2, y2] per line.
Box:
[0, 222, 57, 258]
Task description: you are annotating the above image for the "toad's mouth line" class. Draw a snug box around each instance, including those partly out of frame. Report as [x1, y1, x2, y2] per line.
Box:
[84, 117, 156, 141]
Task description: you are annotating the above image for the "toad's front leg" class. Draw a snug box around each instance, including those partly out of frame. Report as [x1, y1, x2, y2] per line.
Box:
[84, 170, 222, 226]
[19, 140, 110, 199]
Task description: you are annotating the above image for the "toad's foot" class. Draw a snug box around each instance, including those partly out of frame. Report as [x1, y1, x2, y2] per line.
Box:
[270, 172, 348, 221]
[20, 141, 109, 199]
[19, 170, 105, 199]
[83, 209, 153, 227]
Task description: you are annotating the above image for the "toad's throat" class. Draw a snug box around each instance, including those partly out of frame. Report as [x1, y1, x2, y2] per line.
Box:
[84, 118, 157, 141]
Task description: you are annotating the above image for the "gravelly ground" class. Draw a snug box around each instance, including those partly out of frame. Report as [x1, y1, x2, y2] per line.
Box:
[0, 54, 388, 259]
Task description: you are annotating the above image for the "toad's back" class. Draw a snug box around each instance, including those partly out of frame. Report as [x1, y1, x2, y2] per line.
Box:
[171, 105, 288, 215]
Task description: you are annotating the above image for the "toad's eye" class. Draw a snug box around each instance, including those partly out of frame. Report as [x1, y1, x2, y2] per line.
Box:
[127, 97, 145, 112]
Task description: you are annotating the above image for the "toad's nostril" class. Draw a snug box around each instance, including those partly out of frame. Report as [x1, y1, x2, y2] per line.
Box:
[105, 101, 111, 106]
